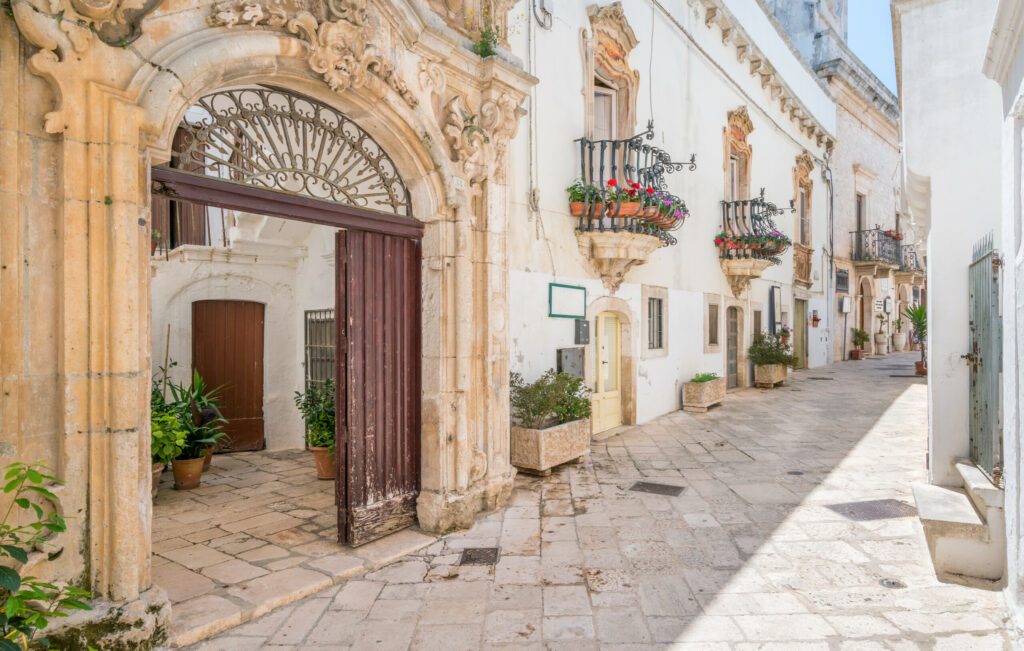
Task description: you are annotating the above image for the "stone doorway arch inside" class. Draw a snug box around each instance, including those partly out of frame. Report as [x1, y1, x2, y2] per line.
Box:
[585, 297, 637, 434]
[151, 86, 424, 547]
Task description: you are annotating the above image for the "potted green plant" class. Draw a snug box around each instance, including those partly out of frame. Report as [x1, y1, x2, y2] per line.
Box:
[151, 229, 162, 255]
[510, 370, 592, 475]
[874, 314, 889, 355]
[850, 328, 870, 360]
[294, 379, 336, 479]
[749, 333, 796, 388]
[151, 410, 187, 498]
[779, 324, 792, 347]
[905, 304, 927, 375]
[168, 371, 228, 490]
[683, 371, 726, 413]
[893, 318, 907, 352]
[566, 180, 602, 217]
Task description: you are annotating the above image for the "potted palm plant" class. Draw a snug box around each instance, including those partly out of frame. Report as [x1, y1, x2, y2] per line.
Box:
[294, 379, 336, 479]
[905, 304, 927, 375]
[168, 371, 228, 490]
[749, 333, 796, 388]
[892, 318, 907, 352]
[683, 372, 726, 412]
[510, 370, 591, 475]
[850, 328, 870, 360]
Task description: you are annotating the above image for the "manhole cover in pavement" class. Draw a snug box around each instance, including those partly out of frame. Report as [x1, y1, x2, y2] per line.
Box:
[808, 377, 834, 381]
[460, 547, 500, 565]
[787, 470, 805, 476]
[629, 481, 685, 497]
[826, 499, 917, 521]
[879, 578, 907, 589]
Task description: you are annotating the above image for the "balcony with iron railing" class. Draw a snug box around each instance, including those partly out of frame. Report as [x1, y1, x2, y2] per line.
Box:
[571, 122, 695, 291]
[851, 227, 902, 269]
[715, 189, 792, 296]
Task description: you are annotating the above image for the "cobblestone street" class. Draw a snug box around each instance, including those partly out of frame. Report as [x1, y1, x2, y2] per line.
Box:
[190, 354, 1014, 650]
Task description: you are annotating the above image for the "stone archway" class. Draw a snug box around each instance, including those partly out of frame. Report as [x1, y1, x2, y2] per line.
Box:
[585, 296, 637, 433]
[6, 0, 534, 635]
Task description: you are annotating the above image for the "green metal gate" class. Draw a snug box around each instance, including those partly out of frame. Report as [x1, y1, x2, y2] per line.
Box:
[967, 233, 1002, 485]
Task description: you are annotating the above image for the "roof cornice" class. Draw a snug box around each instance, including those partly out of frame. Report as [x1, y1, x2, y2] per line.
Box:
[983, 0, 1024, 83]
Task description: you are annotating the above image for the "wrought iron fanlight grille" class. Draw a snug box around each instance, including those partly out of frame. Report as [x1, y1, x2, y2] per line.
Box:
[168, 87, 411, 216]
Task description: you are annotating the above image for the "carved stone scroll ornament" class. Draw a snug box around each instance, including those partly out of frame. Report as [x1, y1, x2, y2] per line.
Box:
[419, 61, 524, 185]
[209, 0, 418, 108]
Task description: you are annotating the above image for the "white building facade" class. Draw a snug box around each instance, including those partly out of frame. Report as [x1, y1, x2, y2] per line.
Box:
[504, 0, 836, 433]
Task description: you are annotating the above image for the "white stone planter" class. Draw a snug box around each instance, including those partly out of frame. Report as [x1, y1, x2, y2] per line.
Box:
[874, 333, 889, 355]
[511, 418, 590, 475]
[754, 364, 788, 388]
[893, 332, 907, 352]
[683, 377, 726, 413]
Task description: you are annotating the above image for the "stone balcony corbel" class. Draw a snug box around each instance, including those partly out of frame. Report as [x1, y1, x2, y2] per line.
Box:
[720, 257, 773, 298]
[578, 231, 663, 293]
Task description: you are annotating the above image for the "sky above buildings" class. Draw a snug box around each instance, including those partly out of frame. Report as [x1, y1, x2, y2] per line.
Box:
[847, 0, 898, 94]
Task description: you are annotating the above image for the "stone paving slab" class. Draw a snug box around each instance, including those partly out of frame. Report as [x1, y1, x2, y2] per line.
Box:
[152, 451, 436, 646]
[186, 354, 1017, 649]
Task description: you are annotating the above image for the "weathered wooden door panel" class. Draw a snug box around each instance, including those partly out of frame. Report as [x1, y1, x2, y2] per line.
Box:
[192, 300, 265, 452]
[794, 300, 808, 369]
[968, 234, 1002, 484]
[336, 230, 421, 546]
[592, 313, 622, 434]
[726, 307, 739, 389]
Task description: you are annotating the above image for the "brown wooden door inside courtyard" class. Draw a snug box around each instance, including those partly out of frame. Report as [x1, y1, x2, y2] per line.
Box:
[192, 300, 266, 451]
[335, 230, 421, 546]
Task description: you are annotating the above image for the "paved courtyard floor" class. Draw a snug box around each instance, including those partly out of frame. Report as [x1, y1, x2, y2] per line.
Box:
[188, 353, 1016, 649]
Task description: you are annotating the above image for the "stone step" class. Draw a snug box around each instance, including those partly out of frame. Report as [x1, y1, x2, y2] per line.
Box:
[912, 483, 1003, 585]
[955, 459, 1003, 516]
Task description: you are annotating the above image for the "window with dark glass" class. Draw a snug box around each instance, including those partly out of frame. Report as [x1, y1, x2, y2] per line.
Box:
[648, 297, 664, 350]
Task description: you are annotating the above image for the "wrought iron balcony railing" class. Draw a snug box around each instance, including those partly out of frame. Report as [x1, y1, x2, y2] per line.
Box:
[851, 228, 902, 266]
[573, 122, 695, 246]
[901, 245, 923, 272]
[716, 189, 792, 264]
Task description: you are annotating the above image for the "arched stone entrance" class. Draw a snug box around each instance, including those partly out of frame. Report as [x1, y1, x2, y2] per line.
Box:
[5, 0, 534, 639]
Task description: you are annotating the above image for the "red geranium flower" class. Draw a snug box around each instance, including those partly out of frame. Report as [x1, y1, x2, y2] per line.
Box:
[607, 179, 617, 187]
[645, 187, 655, 194]
[626, 188, 637, 198]
[630, 181, 641, 189]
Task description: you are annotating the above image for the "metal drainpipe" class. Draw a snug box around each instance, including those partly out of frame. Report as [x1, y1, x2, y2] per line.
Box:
[822, 149, 836, 363]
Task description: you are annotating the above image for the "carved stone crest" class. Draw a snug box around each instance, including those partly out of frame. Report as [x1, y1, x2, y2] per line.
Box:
[210, 0, 418, 108]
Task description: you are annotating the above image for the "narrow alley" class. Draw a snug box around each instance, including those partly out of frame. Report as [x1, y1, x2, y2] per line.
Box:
[190, 354, 1012, 650]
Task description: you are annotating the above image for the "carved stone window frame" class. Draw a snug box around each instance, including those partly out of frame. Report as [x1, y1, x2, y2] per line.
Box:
[794, 151, 814, 246]
[723, 107, 754, 201]
[582, 2, 641, 140]
[704, 292, 722, 354]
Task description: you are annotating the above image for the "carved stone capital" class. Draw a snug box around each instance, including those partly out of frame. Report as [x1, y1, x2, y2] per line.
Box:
[720, 257, 772, 298]
[577, 230, 662, 293]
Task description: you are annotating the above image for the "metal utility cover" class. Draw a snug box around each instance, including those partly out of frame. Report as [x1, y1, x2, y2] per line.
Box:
[629, 481, 685, 497]
[460, 547, 500, 565]
[826, 499, 917, 521]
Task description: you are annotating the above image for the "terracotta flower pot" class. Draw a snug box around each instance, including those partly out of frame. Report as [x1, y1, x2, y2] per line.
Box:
[850, 349, 864, 360]
[780, 334, 790, 347]
[151, 462, 164, 499]
[202, 447, 213, 471]
[173, 457, 204, 490]
[311, 447, 335, 480]
[612, 201, 642, 217]
[915, 360, 927, 376]
[569, 201, 584, 217]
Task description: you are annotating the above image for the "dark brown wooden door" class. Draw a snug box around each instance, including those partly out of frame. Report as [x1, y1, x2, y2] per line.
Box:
[727, 307, 739, 389]
[336, 230, 421, 546]
[192, 300, 265, 452]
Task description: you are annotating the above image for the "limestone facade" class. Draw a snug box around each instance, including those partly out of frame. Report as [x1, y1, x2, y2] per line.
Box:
[1, 0, 533, 637]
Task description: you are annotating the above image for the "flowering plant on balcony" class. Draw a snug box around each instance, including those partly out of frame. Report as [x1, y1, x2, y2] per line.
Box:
[566, 180, 602, 217]
[715, 230, 791, 259]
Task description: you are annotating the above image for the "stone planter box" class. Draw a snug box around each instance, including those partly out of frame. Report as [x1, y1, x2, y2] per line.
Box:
[754, 364, 788, 388]
[874, 333, 889, 355]
[511, 418, 590, 475]
[682, 377, 726, 413]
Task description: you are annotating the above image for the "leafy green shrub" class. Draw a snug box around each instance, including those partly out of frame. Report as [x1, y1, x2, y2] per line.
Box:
[690, 372, 719, 383]
[471, 23, 498, 58]
[151, 411, 187, 466]
[904, 303, 927, 363]
[851, 328, 870, 349]
[294, 379, 335, 452]
[510, 370, 591, 429]
[0, 463, 91, 650]
[748, 333, 796, 367]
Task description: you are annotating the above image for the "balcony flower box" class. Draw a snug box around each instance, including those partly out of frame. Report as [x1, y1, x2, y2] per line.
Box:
[754, 364, 788, 388]
[683, 374, 726, 413]
[511, 419, 590, 475]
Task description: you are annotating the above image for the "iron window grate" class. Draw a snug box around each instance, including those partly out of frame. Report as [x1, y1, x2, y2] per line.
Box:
[460, 548, 500, 565]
